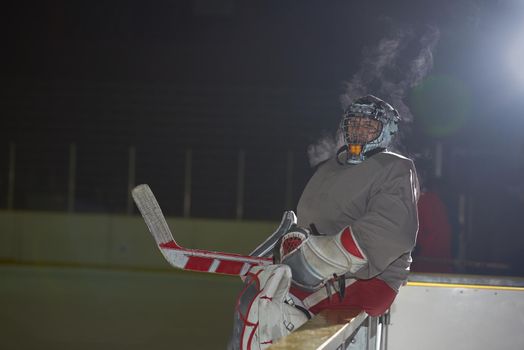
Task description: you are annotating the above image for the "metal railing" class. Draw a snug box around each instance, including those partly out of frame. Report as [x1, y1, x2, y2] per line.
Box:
[0, 81, 341, 220]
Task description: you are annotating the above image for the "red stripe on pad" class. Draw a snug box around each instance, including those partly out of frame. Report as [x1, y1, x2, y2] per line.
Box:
[340, 227, 365, 259]
[184, 256, 214, 272]
[216, 260, 248, 275]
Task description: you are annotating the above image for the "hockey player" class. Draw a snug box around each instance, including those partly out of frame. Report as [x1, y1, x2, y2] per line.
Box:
[229, 95, 419, 349]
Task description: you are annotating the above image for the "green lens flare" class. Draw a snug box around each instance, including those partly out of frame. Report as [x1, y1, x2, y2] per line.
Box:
[410, 75, 472, 137]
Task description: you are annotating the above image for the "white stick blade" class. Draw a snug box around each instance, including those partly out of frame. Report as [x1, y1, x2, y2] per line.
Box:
[132, 184, 174, 245]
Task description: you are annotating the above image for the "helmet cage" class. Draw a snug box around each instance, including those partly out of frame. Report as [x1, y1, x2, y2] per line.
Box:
[341, 115, 383, 145]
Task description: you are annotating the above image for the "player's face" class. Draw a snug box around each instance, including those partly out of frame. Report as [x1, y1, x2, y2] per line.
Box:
[345, 116, 382, 144]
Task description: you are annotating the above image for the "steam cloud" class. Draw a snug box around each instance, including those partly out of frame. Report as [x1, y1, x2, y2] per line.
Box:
[308, 24, 440, 167]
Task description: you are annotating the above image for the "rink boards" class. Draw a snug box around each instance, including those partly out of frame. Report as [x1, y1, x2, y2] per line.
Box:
[270, 274, 524, 350]
[388, 274, 524, 350]
[1, 211, 524, 349]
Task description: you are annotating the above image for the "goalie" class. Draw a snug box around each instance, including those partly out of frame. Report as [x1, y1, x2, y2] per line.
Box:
[229, 95, 419, 349]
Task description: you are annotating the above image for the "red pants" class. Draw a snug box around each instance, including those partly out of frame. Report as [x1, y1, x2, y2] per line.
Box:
[291, 278, 397, 317]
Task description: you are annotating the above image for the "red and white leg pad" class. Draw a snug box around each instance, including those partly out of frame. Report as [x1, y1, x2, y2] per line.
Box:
[229, 264, 309, 350]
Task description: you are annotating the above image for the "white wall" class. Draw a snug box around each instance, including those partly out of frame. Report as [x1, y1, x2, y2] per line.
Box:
[389, 280, 524, 350]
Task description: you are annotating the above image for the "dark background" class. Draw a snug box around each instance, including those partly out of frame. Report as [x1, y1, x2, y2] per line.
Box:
[1, 0, 524, 276]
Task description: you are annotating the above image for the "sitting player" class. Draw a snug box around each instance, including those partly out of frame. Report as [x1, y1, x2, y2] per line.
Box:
[229, 95, 419, 349]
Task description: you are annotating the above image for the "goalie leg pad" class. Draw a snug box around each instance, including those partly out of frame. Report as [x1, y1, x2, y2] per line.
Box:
[229, 264, 309, 350]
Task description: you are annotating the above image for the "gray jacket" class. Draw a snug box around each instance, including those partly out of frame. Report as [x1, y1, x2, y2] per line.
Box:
[297, 151, 419, 291]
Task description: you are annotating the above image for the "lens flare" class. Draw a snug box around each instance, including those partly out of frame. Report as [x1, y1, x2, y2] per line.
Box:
[410, 75, 472, 137]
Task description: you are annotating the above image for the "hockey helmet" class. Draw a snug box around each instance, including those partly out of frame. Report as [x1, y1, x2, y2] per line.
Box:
[339, 95, 400, 164]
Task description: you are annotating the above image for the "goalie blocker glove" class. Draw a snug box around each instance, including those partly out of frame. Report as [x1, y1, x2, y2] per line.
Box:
[277, 225, 368, 291]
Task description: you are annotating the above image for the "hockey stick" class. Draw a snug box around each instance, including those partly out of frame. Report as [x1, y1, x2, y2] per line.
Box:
[132, 184, 272, 276]
[249, 210, 296, 257]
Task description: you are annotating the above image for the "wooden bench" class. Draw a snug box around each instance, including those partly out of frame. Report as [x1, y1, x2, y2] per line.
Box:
[269, 308, 368, 350]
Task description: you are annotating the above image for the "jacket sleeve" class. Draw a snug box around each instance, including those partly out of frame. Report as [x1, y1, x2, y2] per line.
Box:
[350, 158, 419, 279]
